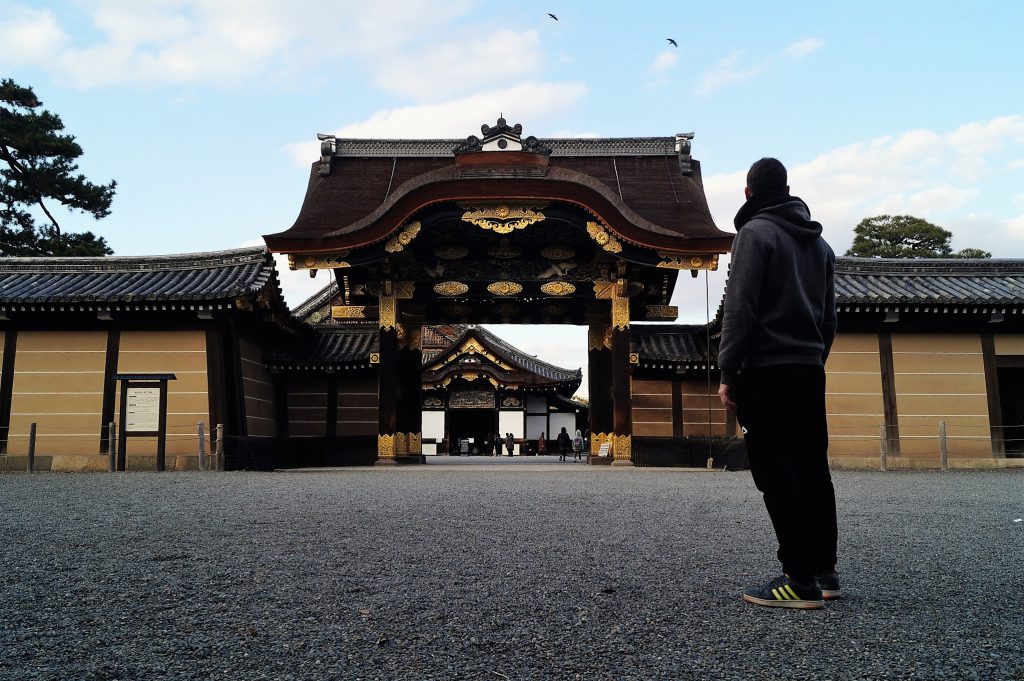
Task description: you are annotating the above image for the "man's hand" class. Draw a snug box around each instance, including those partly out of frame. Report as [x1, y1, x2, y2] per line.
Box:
[718, 383, 736, 410]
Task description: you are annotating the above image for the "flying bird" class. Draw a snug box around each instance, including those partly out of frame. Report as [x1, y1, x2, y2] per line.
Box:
[548, 13, 558, 20]
[667, 38, 677, 47]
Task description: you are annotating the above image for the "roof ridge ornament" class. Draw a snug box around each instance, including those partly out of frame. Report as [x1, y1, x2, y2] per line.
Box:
[675, 132, 694, 176]
[453, 117, 552, 156]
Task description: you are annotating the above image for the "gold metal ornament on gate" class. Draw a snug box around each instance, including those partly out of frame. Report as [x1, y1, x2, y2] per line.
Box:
[434, 281, 469, 296]
[487, 281, 523, 296]
[459, 202, 547, 234]
[540, 281, 576, 296]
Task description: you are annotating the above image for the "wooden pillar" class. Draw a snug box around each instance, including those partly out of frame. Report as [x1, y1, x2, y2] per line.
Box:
[396, 323, 423, 460]
[611, 279, 633, 466]
[587, 322, 613, 455]
[376, 285, 398, 465]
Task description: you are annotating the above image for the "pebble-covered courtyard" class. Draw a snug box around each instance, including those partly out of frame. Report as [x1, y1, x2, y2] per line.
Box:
[1, 463, 1021, 680]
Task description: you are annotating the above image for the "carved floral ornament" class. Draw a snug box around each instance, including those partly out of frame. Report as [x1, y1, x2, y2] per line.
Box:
[459, 202, 548, 234]
[385, 221, 421, 253]
[487, 281, 523, 296]
[434, 281, 469, 296]
[586, 221, 623, 254]
[539, 281, 576, 297]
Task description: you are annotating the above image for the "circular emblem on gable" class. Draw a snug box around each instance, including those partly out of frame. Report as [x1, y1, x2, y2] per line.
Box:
[494, 205, 511, 219]
[540, 281, 576, 297]
[690, 256, 705, 268]
[434, 281, 469, 296]
[487, 281, 523, 296]
[541, 245, 576, 260]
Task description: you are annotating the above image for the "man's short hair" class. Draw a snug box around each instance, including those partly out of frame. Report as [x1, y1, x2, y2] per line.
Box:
[746, 158, 787, 195]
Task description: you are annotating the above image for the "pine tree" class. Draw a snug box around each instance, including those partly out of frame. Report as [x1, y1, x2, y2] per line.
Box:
[845, 215, 991, 259]
[0, 79, 116, 256]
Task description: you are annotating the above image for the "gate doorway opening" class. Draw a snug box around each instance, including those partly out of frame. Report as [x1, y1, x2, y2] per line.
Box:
[447, 408, 494, 455]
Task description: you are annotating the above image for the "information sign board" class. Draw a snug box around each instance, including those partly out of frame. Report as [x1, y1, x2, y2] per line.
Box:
[125, 387, 161, 432]
[598, 442, 611, 457]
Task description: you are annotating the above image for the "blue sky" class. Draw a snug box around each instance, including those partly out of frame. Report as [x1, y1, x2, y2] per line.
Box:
[3, 0, 1023, 395]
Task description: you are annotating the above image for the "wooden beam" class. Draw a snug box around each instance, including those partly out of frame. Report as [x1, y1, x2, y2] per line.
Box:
[878, 331, 900, 455]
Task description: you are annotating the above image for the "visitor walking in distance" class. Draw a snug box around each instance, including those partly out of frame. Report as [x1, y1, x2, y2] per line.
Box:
[557, 427, 571, 462]
[717, 157, 839, 610]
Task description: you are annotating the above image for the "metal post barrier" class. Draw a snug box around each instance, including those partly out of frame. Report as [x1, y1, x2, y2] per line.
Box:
[197, 421, 207, 472]
[27, 422, 37, 473]
[879, 424, 888, 472]
[215, 424, 224, 471]
[939, 421, 948, 471]
[108, 422, 116, 472]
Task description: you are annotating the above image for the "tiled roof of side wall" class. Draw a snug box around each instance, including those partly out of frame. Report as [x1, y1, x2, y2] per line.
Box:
[835, 258, 1024, 305]
[0, 247, 279, 304]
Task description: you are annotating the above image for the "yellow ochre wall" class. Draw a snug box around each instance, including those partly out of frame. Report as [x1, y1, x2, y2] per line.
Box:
[7, 331, 106, 456]
[891, 334, 990, 458]
[113, 331, 209, 456]
[240, 338, 275, 437]
[631, 378, 672, 437]
[825, 334, 885, 456]
[682, 379, 727, 436]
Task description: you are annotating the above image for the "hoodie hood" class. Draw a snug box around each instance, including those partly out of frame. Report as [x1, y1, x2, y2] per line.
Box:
[734, 190, 823, 242]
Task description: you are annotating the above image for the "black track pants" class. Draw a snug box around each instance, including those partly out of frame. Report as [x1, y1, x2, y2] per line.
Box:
[736, 364, 838, 582]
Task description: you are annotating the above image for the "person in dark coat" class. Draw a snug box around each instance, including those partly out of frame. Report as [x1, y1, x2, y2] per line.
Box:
[718, 157, 838, 610]
[556, 426, 571, 462]
[504, 432, 514, 456]
[493, 433, 502, 457]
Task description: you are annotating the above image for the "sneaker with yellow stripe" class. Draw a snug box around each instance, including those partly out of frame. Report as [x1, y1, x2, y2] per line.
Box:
[743, 574, 824, 610]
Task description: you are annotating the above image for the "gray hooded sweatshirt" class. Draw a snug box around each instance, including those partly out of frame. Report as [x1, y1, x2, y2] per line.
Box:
[718, 194, 836, 386]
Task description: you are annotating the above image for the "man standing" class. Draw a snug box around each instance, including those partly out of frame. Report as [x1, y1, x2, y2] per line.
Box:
[717, 158, 839, 610]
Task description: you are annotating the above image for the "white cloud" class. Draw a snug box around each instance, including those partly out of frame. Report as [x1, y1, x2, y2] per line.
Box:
[650, 49, 679, 74]
[283, 81, 589, 165]
[677, 115, 1024, 321]
[784, 38, 824, 58]
[0, 0, 478, 89]
[1009, 159, 1024, 170]
[0, 7, 69, 63]
[375, 29, 544, 101]
[696, 51, 765, 96]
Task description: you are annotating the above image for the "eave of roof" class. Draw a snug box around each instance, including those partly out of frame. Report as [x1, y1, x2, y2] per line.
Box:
[0, 247, 282, 306]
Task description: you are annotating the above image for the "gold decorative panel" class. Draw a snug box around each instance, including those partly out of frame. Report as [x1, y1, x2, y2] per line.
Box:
[434, 245, 469, 260]
[394, 432, 409, 455]
[384, 221, 421, 253]
[378, 434, 395, 458]
[612, 295, 631, 330]
[593, 280, 615, 299]
[629, 352, 640, 365]
[459, 202, 547, 234]
[540, 281, 576, 296]
[591, 432, 612, 454]
[407, 432, 422, 455]
[378, 294, 396, 330]
[541, 245, 576, 260]
[613, 434, 632, 461]
[645, 305, 678, 320]
[487, 281, 523, 296]
[450, 391, 496, 409]
[288, 253, 351, 270]
[434, 281, 469, 296]
[586, 221, 623, 254]
[369, 352, 380, 364]
[331, 305, 367, 319]
[656, 252, 720, 271]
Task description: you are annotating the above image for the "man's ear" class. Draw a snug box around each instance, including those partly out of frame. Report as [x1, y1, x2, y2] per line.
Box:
[744, 187, 753, 200]
[784, 185, 790, 195]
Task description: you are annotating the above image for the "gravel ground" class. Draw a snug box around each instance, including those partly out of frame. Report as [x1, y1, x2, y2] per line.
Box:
[1, 463, 1021, 680]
